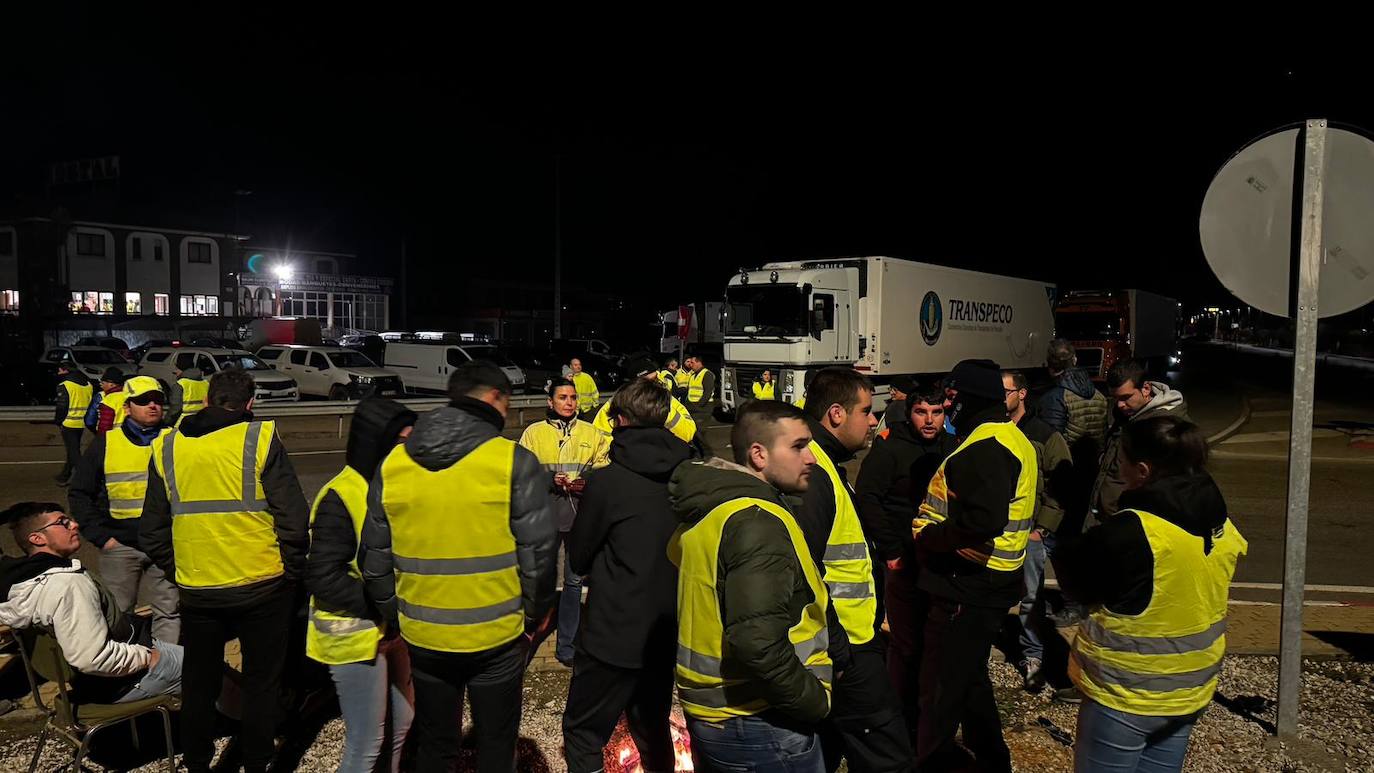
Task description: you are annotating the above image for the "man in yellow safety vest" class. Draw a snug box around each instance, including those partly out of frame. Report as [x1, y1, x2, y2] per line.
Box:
[53, 362, 93, 486]
[569, 357, 600, 420]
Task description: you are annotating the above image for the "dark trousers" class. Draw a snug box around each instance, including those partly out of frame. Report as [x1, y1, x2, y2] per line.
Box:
[562, 651, 675, 773]
[58, 427, 83, 480]
[409, 638, 527, 773]
[822, 642, 913, 773]
[181, 590, 294, 772]
[884, 565, 929, 743]
[915, 597, 1011, 773]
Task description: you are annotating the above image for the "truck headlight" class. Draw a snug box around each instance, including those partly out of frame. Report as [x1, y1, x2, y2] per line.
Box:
[722, 368, 734, 390]
[784, 370, 795, 393]
[350, 374, 375, 384]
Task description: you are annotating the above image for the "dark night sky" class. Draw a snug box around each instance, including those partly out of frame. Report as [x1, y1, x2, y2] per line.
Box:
[6, 14, 1373, 321]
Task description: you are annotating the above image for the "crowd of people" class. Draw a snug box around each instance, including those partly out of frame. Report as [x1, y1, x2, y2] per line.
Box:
[0, 339, 1246, 773]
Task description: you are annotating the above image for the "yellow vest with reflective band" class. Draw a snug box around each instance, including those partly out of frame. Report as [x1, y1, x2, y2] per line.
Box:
[808, 440, 877, 645]
[592, 394, 697, 443]
[177, 379, 209, 427]
[674, 369, 691, 389]
[61, 381, 94, 429]
[152, 420, 284, 589]
[104, 427, 160, 520]
[657, 370, 675, 390]
[1071, 510, 1246, 716]
[675, 496, 832, 722]
[571, 372, 599, 413]
[382, 437, 523, 653]
[518, 418, 608, 480]
[687, 369, 711, 403]
[919, 421, 1037, 571]
[306, 466, 383, 666]
[752, 381, 775, 400]
[103, 391, 129, 428]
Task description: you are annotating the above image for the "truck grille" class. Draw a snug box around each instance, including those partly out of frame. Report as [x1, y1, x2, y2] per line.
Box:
[257, 380, 295, 392]
[731, 365, 767, 389]
[1075, 348, 1105, 378]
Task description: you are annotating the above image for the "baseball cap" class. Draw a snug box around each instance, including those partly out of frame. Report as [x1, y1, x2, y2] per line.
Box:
[123, 376, 166, 402]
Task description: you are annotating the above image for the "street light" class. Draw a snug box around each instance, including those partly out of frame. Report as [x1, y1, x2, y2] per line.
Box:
[273, 263, 294, 281]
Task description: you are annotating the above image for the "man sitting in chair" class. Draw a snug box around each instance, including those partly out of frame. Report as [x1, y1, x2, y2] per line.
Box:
[0, 502, 182, 704]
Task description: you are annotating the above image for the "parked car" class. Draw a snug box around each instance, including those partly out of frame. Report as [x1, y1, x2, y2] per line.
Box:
[128, 339, 181, 364]
[545, 340, 626, 388]
[74, 337, 132, 361]
[497, 343, 562, 394]
[138, 347, 298, 402]
[383, 341, 527, 395]
[40, 346, 138, 382]
[258, 344, 403, 400]
[187, 337, 243, 350]
[339, 334, 386, 366]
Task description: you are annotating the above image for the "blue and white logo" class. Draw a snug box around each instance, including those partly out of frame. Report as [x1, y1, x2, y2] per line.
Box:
[920, 291, 942, 346]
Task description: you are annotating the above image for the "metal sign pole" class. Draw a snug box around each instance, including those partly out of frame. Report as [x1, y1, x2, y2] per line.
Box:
[1277, 118, 1327, 738]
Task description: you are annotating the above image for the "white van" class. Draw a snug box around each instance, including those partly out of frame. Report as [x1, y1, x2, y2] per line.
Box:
[258, 345, 403, 400]
[384, 342, 527, 395]
[138, 347, 299, 402]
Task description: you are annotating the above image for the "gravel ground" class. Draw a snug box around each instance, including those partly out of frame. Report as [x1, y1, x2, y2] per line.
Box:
[2, 657, 1370, 772]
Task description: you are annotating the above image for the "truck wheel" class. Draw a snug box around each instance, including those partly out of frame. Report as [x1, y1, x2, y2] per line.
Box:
[329, 385, 349, 402]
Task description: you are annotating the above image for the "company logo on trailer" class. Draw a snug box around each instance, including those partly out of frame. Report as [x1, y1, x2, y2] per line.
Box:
[920, 291, 942, 345]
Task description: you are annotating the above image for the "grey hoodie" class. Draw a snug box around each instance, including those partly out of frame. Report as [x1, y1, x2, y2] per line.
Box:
[1091, 381, 1190, 521]
[360, 400, 558, 637]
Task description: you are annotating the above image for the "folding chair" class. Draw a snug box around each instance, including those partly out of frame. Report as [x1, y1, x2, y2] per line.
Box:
[16, 630, 178, 773]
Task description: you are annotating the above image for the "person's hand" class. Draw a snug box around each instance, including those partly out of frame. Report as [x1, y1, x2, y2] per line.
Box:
[553, 473, 569, 490]
[567, 478, 587, 496]
[147, 648, 161, 668]
[103, 538, 122, 551]
[525, 608, 557, 645]
[1029, 528, 1044, 542]
[885, 557, 903, 571]
[912, 517, 935, 539]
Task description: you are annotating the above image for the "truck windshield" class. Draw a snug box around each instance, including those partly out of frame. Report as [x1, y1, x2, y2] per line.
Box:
[1055, 311, 1122, 340]
[725, 286, 804, 336]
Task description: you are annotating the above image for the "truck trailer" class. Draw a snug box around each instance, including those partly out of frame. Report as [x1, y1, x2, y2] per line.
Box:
[1054, 289, 1179, 381]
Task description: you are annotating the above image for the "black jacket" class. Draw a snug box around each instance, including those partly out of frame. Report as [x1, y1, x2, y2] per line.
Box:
[855, 421, 957, 562]
[568, 426, 690, 668]
[670, 457, 831, 724]
[53, 371, 91, 427]
[306, 398, 416, 622]
[68, 420, 164, 550]
[138, 406, 310, 609]
[1054, 472, 1230, 616]
[915, 406, 1028, 609]
[360, 398, 559, 635]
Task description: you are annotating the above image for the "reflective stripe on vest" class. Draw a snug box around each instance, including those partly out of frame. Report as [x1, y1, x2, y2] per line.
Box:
[306, 466, 384, 665]
[572, 372, 599, 412]
[687, 370, 709, 403]
[808, 440, 877, 645]
[675, 369, 691, 389]
[918, 421, 1038, 571]
[61, 381, 93, 429]
[104, 427, 157, 520]
[1070, 511, 1247, 716]
[593, 393, 697, 443]
[154, 421, 284, 589]
[177, 379, 209, 426]
[674, 494, 832, 722]
[752, 382, 775, 400]
[383, 437, 523, 653]
[518, 419, 605, 480]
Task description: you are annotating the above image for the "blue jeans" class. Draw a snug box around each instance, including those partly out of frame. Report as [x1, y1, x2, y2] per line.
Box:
[330, 637, 416, 773]
[1074, 700, 1201, 773]
[557, 533, 583, 663]
[686, 715, 824, 773]
[118, 640, 183, 703]
[1018, 531, 1056, 661]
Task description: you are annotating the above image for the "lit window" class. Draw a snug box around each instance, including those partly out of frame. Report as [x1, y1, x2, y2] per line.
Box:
[0, 290, 17, 313]
[206, 296, 219, 315]
[99, 292, 114, 313]
[154, 293, 169, 315]
[187, 241, 213, 264]
[125, 292, 141, 314]
[69, 291, 113, 314]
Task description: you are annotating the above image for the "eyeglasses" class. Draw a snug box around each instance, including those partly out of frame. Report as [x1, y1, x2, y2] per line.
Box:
[128, 395, 165, 406]
[29, 515, 75, 535]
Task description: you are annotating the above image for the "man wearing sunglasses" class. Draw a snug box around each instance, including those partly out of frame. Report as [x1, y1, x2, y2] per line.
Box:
[0, 501, 182, 704]
[69, 376, 180, 643]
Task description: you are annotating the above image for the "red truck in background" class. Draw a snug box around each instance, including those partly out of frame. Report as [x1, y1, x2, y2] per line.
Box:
[1054, 290, 1179, 380]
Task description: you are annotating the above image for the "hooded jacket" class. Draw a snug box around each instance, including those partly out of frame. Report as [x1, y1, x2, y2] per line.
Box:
[360, 398, 559, 635]
[855, 419, 957, 562]
[68, 418, 165, 550]
[0, 554, 152, 702]
[53, 370, 92, 427]
[138, 406, 311, 609]
[1054, 471, 1229, 616]
[669, 457, 832, 724]
[1091, 382, 1190, 520]
[567, 426, 690, 668]
[306, 399, 416, 621]
[1038, 368, 1110, 446]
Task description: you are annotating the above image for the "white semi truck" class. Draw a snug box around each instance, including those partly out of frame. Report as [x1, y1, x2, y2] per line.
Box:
[719, 256, 1057, 412]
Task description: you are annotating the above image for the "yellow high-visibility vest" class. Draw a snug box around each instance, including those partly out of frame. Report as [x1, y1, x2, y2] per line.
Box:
[687, 369, 711, 404]
[919, 421, 1037, 572]
[152, 420, 284, 589]
[518, 418, 609, 479]
[675, 496, 832, 722]
[809, 440, 877, 646]
[752, 381, 775, 400]
[103, 391, 129, 428]
[1071, 510, 1246, 716]
[306, 466, 383, 666]
[674, 369, 691, 389]
[61, 381, 93, 429]
[382, 437, 523, 653]
[657, 370, 675, 390]
[104, 426, 160, 520]
[571, 372, 599, 413]
[592, 394, 697, 443]
[177, 378, 209, 426]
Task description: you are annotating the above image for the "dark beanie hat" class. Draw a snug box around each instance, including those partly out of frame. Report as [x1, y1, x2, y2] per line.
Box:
[891, 375, 918, 395]
[347, 397, 418, 481]
[946, 359, 1002, 401]
[101, 367, 127, 385]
